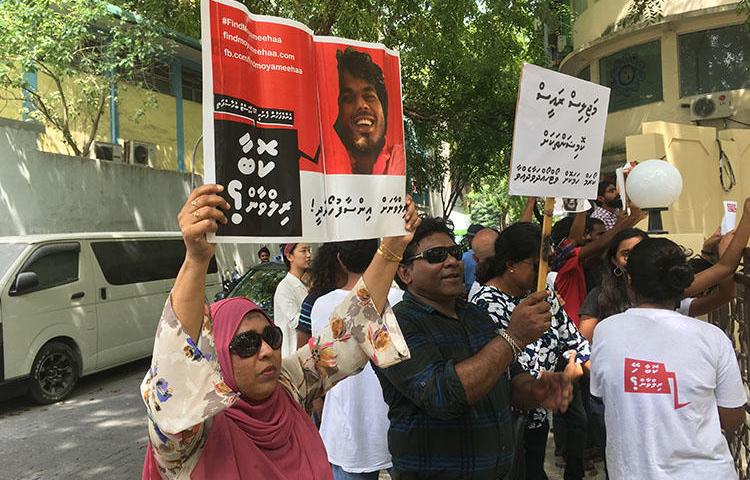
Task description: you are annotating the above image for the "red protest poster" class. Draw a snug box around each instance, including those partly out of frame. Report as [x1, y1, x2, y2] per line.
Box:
[201, 0, 406, 243]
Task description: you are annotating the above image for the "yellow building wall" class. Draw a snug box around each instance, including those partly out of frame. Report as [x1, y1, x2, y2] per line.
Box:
[0, 86, 25, 122]
[562, 3, 750, 152]
[32, 72, 113, 156]
[184, 99, 203, 176]
[0, 70, 200, 173]
[626, 122, 749, 238]
[118, 86, 178, 171]
[0, 73, 115, 156]
[571, 0, 738, 49]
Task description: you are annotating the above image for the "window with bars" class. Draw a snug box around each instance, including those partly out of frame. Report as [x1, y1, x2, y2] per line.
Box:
[182, 67, 202, 103]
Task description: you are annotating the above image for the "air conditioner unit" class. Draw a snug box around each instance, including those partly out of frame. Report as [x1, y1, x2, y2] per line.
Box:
[125, 140, 156, 167]
[90, 141, 123, 162]
[690, 92, 733, 121]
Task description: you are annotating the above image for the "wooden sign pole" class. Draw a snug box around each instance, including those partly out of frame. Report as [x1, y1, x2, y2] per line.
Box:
[537, 197, 555, 292]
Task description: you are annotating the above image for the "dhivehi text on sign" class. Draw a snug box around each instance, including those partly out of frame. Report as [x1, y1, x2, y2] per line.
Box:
[509, 63, 610, 200]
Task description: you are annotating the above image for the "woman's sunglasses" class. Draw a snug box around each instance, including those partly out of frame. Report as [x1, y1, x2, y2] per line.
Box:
[229, 325, 283, 358]
[404, 245, 464, 264]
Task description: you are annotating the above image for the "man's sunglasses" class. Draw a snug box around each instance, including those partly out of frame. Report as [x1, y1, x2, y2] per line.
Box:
[228, 325, 283, 358]
[404, 245, 464, 264]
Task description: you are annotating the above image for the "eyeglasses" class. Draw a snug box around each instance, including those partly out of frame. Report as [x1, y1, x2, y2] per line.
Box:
[229, 325, 283, 358]
[404, 245, 464, 264]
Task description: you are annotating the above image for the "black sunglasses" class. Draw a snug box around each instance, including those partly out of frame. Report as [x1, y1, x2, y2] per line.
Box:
[404, 245, 464, 264]
[229, 325, 283, 358]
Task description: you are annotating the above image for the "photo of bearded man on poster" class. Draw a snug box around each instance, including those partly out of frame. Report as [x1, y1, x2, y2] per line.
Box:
[331, 47, 405, 175]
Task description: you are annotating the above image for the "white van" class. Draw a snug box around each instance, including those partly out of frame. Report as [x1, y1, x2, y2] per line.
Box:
[0, 232, 221, 404]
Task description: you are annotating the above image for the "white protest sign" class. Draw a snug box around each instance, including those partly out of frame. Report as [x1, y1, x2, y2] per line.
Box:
[721, 201, 738, 235]
[509, 63, 610, 199]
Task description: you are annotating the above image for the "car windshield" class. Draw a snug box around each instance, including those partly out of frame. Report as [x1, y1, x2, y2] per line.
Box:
[231, 265, 287, 318]
[0, 243, 28, 277]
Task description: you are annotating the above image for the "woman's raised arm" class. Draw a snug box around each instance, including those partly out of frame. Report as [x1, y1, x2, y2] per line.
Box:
[280, 197, 420, 409]
[362, 195, 419, 313]
[173, 184, 230, 341]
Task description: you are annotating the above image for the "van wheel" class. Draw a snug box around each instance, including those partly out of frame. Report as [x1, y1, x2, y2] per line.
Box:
[27, 341, 79, 404]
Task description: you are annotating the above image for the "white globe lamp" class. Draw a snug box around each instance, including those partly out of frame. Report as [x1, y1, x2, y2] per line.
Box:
[626, 159, 683, 233]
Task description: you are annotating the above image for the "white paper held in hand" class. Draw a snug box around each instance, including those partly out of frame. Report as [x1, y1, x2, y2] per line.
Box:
[721, 201, 738, 235]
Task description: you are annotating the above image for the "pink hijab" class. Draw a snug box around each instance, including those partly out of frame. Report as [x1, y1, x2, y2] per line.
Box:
[142, 297, 331, 480]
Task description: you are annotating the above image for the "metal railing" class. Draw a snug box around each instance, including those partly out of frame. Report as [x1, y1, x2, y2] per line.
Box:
[708, 249, 750, 478]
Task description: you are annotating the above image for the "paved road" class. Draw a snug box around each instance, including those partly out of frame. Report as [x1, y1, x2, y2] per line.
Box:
[0, 358, 151, 480]
[0, 357, 603, 480]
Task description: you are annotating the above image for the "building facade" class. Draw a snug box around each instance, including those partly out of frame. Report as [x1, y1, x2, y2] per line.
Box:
[0, 5, 204, 176]
[559, 0, 749, 238]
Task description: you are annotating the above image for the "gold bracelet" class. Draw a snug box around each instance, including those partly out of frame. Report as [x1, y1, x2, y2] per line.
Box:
[498, 330, 522, 358]
[377, 246, 402, 263]
[379, 243, 403, 262]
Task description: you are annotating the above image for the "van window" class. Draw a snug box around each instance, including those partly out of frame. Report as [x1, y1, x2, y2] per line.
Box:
[91, 239, 217, 285]
[20, 243, 80, 291]
[0, 243, 27, 278]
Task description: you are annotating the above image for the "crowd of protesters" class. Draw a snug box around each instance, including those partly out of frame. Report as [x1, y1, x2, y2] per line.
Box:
[140, 180, 749, 480]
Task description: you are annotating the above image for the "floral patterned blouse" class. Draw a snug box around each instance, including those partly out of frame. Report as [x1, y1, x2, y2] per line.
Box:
[470, 285, 590, 429]
[141, 277, 410, 479]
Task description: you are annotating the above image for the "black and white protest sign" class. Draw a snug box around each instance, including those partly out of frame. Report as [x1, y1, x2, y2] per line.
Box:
[509, 63, 610, 199]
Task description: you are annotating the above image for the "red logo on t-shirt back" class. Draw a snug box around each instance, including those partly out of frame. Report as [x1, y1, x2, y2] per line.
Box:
[728, 203, 737, 213]
[624, 358, 690, 409]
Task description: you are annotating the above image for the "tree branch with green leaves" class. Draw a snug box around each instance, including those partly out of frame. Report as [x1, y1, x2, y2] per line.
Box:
[0, 0, 169, 157]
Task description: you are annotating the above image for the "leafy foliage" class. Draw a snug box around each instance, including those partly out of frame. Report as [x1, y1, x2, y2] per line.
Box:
[231, 264, 287, 319]
[115, 0, 558, 216]
[0, 0, 167, 157]
[466, 174, 527, 229]
[602, 0, 664, 36]
[739, 0, 750, 26]
[117, 0, 202, 38]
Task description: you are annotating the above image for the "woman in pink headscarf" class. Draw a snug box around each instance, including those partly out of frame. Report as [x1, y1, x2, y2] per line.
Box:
[141, 184, 419, 479]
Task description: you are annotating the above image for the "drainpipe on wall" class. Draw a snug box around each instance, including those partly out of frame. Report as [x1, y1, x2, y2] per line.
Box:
[170, 59, 185, 173]
[109, 75, 120, 144]
[22, 70, 38, 120]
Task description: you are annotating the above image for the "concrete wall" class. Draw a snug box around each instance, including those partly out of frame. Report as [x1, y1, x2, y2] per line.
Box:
[0, 117, 264, 274]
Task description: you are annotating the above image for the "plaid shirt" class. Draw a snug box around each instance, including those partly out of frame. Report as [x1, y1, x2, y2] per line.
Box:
[374, 291, 522, 479]
[590, 206, 618, 230]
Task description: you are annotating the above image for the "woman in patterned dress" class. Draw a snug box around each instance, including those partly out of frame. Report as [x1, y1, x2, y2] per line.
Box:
[470, 222, 590, 480]
[140, 184, 419, 479]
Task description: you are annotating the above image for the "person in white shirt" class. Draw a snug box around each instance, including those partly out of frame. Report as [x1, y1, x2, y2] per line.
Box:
[273, 242, 311, 357]
[591, 237, 746, 480]
[310, 239, 402, 480]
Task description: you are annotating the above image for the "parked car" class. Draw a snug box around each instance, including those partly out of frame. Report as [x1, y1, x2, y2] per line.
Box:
[216, 262, 287, 320]
[0, 232, 221, 404]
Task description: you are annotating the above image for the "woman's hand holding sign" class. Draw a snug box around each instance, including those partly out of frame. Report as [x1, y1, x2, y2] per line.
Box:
[178, 184, 231, 264]
[175, 184, 231, 340]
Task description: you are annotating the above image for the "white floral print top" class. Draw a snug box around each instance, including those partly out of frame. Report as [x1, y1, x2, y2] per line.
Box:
[141, 277, 409, 479]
